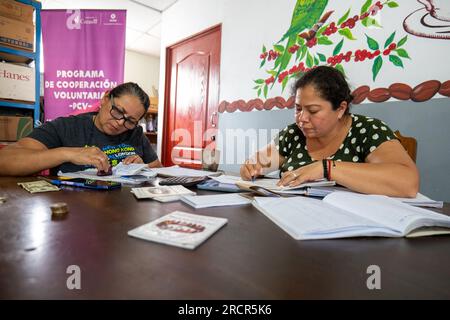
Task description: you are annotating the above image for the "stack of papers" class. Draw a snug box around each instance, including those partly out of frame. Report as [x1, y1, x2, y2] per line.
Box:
[181, 193, 251, 209]
[128, 211, 228, 249]
[197, 175, 242, 192]
[58, 166, 156, 185]
[303, 186, 444, 208]
[151, 165, 221, 177]
[113, 163, 148, 176]
[131, 185, 195, 202]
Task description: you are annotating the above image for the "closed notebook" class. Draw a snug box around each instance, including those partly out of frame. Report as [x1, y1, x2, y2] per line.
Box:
[128, 211, 228, 249]
[253, 191, 450, 240]
[181, 193, 251, 209]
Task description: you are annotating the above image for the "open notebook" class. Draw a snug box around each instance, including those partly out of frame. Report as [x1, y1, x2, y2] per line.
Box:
[253, 191, 450, 240]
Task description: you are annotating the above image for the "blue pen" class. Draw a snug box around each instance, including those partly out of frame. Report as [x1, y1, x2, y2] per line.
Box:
[48, 179, 120, 190]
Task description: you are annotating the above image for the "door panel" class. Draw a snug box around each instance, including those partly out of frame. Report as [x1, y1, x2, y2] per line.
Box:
[163, 25, 221, 168]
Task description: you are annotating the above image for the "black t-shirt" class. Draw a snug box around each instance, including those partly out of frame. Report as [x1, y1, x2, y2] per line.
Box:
[27, 112, 158, 173]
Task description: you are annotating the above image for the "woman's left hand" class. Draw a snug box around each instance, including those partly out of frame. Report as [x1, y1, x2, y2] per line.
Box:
[277, 161, 324, 187]
[122, 154, 144, 165]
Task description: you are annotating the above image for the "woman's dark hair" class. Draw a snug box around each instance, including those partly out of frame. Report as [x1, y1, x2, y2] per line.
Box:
[293, 66, 353, 114]
[109, 82, 150, 113]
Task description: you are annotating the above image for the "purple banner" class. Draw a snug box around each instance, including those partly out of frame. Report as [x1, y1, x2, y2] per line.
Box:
[41, 10, 126, 120]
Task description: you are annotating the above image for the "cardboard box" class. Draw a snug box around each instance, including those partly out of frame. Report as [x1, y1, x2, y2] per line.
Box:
[0, 116, 33, 141]
[0, 15, 34, 51]
[0, 61, 35, 102]
[0, 0, 33, 24]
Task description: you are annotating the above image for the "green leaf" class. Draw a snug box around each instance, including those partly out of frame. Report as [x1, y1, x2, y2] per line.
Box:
[397, 35, 408, 47]
[317, 53, 326, 62]
[338, 8, 351, 26]
[263, 84, 268, 98]
[316, 24, 328, 37]
[295, 46, 302, 61]
[300, 45, 307, 60]
[372, 56, 383, 81]
[262, 45, 267, 53]
[365, 34, 379, 50]
[314, 55, 319, 66]
[281, 76, 289, 92]
[267, 69, 277, 76]
[361, 0, 372, 14]
[338, 28, 357, 40]
[384, 31, 396, 49]
[395, 48, 410, 59]
[335, 64, 345, 75]
[274, 55, 282, 68]
[332, 38, 344, 56]
[387, 1, 399, 8]
[389, 54, 404, 67]
[306, 52, 313, 68]
[296, 37, 305, 45]
[259, 59, 266, 68]
[257, 88, 261, 97]
[273, 44, 285, 53]
[253, 85, 260, 90]
[254, 79, 264, 84]
[363, 17, 382, 28]
[318, 36, 333, 45]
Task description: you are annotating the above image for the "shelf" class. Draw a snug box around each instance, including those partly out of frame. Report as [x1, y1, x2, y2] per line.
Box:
[0, 0, 41, 127]
[0, 46, 36, 63]
[0, 99, 35, 109]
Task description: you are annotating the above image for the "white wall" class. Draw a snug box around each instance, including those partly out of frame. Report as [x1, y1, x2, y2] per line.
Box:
[124, 49, 159, 98]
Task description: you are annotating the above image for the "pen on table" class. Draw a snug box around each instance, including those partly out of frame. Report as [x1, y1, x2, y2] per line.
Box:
[39, 176, 84, 188]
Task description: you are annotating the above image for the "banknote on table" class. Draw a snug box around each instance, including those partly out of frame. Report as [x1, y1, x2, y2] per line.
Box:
[18, 181, 60, 193]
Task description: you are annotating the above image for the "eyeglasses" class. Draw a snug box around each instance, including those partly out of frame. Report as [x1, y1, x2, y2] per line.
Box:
[109, 96, 139, 130]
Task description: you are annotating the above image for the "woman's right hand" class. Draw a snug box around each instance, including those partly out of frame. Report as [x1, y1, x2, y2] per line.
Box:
[66, 147, 111, 172]
[240, 159, 263, 180]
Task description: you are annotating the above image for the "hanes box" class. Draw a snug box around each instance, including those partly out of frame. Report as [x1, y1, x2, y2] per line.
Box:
[0, 116, 33, 141]
[0, 0, 33, 24]
[0, 61, 35, 102]
[0, 15, 34, 51]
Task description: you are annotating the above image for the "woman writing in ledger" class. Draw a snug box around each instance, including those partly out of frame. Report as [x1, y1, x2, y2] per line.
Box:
[240, 66, 419, 197]
[0, 82, 162, 176]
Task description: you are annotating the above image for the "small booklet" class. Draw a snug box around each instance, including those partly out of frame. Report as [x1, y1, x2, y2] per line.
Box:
[131, 185, 195, 199]
[181, 193, 251, 209]
[236, 178, 336, 196]
[252, 191, 450, 240]
[128, 211, 228, 249]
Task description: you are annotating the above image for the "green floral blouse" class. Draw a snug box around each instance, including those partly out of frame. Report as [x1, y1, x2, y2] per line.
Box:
[275, 113, 397, 173]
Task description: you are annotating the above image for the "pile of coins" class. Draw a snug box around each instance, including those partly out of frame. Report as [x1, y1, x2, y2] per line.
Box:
[50, 202, 69, 219]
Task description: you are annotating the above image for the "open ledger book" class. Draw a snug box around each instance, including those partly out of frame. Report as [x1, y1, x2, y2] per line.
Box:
[253, 191, 450, 240]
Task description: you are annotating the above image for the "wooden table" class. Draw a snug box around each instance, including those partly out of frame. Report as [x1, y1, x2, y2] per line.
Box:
[0, 177, 449, 299]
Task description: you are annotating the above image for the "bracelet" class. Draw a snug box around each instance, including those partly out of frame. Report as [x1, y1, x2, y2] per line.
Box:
[322, 159, 328, 180]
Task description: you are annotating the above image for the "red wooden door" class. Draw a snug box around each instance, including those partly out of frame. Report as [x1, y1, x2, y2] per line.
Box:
[163, 25, 221, 168]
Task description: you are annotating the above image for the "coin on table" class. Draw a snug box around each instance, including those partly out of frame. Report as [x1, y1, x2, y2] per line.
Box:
[50, 202, 69, 218]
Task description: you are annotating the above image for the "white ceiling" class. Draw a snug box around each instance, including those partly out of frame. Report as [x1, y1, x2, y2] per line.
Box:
[40, 0, 178, 57]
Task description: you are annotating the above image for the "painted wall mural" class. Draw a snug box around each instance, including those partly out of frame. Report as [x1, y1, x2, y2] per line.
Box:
[218, 0, 450, 113]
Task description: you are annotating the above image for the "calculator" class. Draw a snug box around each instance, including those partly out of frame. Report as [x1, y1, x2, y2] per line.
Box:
[158, 176, 208, 187]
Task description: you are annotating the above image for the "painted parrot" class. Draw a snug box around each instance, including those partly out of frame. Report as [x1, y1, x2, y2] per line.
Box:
[273, 0, 329, 86]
